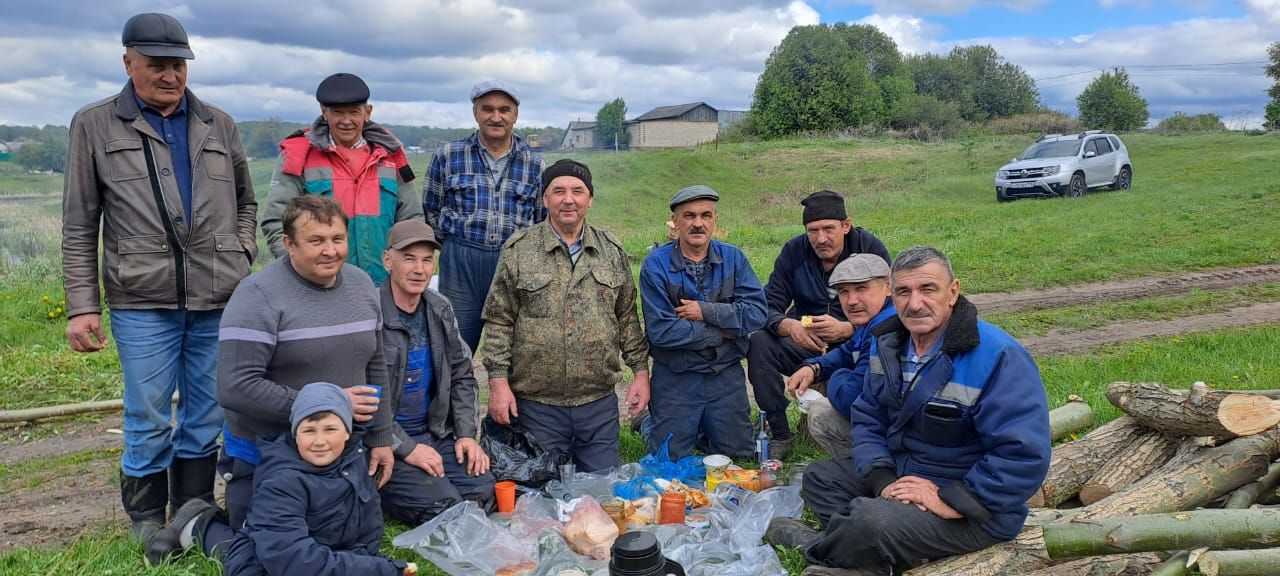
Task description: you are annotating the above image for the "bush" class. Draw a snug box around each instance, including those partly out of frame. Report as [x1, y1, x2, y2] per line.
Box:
[889, 94, 966, 141]
[984, 111, 1081, 135]
[1154, 112, 1226, 133]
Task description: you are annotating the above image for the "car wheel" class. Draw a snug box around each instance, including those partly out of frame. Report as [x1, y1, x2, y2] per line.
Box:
[997, 188, 1010, 203]
[1064, 173, 1085, 198]
[1110, 167, 1132, 190]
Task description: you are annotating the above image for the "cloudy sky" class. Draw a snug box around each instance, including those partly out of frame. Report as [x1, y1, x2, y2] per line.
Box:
[0, 0, 1275, 129]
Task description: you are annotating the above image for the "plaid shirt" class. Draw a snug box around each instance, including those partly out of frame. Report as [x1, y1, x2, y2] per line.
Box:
[423, 132, 545, 248]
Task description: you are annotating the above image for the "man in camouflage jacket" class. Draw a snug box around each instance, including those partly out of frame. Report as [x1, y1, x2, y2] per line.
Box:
[481, 159, 649, 472]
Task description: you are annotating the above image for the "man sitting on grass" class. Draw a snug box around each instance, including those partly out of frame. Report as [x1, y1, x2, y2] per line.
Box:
[147, 382, 418, 575]
[765, 246, 1050, 576]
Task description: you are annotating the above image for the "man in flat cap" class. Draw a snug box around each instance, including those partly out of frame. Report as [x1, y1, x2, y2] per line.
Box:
[261, 72, 422, 284]
[378, 219, 496, 524]
[637, 185, 767, 460]
[425, 80, 545, 355]
[62, 12, 257, 544]
[785, 253, 896, 459]
[747, 190, 890, 459]
[481, 159, 649, 471]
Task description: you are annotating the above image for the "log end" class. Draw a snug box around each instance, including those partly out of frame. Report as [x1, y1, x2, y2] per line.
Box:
[1028, 488, 1046, 509]
[1218, 394, 1280, 436]
[1077, 484, 1111, 506]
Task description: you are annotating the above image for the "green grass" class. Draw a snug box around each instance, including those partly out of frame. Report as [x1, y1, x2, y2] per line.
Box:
[0, 160, 61, 196]
[987, 283, 1280, 338]
[0, 447, 118, 493]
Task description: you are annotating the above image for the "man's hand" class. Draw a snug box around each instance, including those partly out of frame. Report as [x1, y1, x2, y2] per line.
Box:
[885, 476, 963, 519]
[345, 386, 380, 423]
[67, 313, 108, 352]
[625, 370, 651, 417]
[455, 437, 491, 476]
[786, 364, 818, 397]
[488, 377, 518, 425]
[807, 314, 853, 343]
[779, 318, 825, 353]
[675, 299, 704, 322]
[405, 443, 445, 477]
[368, 446, 394, 488]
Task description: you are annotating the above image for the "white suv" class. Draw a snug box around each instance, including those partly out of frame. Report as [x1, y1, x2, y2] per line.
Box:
[995, 131, 1133, 202]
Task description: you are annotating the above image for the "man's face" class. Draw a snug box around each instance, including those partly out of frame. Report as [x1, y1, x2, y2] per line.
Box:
[837, 278, 891, 326]
[891, 261, 960, 343]
[123, 49, 187, 114]
[283, 213, 349, 287]
[295, 412, 350, 467]
[805, 219, 852, 263]
[472, 92, 518, 144]
[543, 175, 592, 234]
[384, 243, 436, 300]
[672, 199, 718, 252]
[322, 104, 372, 148]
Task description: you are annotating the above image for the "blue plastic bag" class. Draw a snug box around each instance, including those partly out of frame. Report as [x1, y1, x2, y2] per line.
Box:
[638, 433, 706, 484]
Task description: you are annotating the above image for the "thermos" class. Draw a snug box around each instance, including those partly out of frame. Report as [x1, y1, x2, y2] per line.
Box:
[608, 531, 686, 576]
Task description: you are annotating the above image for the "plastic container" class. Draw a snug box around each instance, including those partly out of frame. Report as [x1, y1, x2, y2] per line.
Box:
[608, 531, 687, 576]
[796, 389, 823, 413]
[684, 513, 710, 537]
[703, 454, 731, 492]
[495, 480, 517, 513]
[658, 492, 685, 525]
[603, 499, 627, 534]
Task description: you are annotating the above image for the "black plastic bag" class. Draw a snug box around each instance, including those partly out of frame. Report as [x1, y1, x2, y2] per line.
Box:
[480, 417, 570, 488]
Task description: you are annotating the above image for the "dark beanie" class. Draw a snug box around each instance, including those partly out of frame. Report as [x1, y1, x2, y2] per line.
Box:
[541, 159, 594, 196]
[801, 190, 847, 224]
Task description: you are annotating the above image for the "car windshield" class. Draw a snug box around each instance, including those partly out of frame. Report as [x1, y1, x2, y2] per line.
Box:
[1018, 140, 1081, 160]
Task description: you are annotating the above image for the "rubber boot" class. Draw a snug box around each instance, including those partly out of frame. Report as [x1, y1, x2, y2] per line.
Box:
[168, 454, 218, 519]
[121, 470, 168, 540]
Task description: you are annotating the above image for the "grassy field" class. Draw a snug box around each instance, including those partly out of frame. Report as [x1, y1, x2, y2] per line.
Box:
[1, 131, 1278, 573]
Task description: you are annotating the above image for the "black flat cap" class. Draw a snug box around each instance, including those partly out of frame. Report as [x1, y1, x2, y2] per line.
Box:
[316, 73, 370, 106]
[122, 13, 194, 59]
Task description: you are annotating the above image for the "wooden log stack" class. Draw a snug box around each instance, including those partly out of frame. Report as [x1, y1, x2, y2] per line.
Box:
[905, 381, 1280, 575]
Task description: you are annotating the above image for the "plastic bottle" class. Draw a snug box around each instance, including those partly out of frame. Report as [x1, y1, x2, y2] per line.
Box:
[754, 412, 770, 465]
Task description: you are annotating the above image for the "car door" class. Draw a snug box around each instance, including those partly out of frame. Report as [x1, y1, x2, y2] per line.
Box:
[1081, 138, 1106, 186]
[1092, 137, 1116, 184]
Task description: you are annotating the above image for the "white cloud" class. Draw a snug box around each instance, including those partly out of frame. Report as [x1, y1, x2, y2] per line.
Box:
[834, 0, 1043, 15]
[855, 14, 941, 54]
[1241, 0, 1280, 24]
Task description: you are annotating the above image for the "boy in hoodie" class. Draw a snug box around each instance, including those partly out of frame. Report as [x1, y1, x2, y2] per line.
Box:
[148, 382, 418, 576]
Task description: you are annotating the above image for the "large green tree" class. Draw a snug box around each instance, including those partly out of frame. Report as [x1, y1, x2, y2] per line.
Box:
[1077, 68, 1149, 132]
[14, 137, 67, 173]
[595, 98, 629, 150]
[1265, 41, 1280, 130]
[751, 24, 911, 138]
[908, 45, 1038, 121]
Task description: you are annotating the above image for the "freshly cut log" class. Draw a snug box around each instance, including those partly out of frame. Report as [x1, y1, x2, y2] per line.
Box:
[1197, 549, 1280, 576]
[1073, 429, 1280, 521]
[1043, 508, 1280, 558]
[1224, 461, 1280, 509]
[1050, 396, 1094, 441]
[1105, 381, 1280, 438]
[1078, 430, 1179, 505]
[1020, 553, 1164, 576]
[1028, 417, 1145, 508]
[1147, 550, 1191, 576]
[903, 527, 1051, 575]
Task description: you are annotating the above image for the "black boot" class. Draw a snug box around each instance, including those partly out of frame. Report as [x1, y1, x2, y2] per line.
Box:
[121, 470, 168, 539]
[168, 454, 218, 519]
[146, 498, 218, 565]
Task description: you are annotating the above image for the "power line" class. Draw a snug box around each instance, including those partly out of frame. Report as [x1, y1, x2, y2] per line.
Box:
[1033, 61, 1267, 81]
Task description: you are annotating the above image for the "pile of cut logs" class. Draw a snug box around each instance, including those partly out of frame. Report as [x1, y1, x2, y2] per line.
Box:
[906, 382, 1280, 576]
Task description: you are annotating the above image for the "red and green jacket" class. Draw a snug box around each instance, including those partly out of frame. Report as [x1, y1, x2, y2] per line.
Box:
[261, 118, 422, 284]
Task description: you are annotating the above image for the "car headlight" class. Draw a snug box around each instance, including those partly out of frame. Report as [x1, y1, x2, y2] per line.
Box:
[999, 170, 1013, 178]
[1043, 165, 1060, 176]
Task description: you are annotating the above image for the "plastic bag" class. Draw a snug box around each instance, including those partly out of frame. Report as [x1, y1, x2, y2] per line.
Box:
[481, 417, 570, 488]
[561, 495, 618, 560]
[392, 500, 533, 576]
[639, 433, 706, 484]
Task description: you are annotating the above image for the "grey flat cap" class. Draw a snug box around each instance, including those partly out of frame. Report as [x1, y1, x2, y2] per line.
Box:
[122, 13, 194, 59]
[470, 80, 520, 105]
[829, 253, 891, 286]
[669, 185, 719, 211]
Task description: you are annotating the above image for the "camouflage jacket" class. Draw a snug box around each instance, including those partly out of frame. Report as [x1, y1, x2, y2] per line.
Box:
[482, 221, 649, 406]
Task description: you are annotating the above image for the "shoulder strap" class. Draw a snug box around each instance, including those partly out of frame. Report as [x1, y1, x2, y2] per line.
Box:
[139, 135, 187, 308]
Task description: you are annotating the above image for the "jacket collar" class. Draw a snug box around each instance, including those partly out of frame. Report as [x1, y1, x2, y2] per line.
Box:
[114, 80, 213, 123]
[379, 280, 431, 330]
[666, 239, 724, 271]
[304, 116, 402, 152]
[539, 220, 599, 254]
[872, 295, 980, 356]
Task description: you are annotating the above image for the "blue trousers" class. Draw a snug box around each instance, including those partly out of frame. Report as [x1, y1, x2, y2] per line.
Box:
[438, 240, 502, 356]
[645, 362, 753, 460]
[110, 309, 223, 477]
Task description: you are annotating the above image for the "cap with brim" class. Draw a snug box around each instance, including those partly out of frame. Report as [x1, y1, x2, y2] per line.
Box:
[122, 13, 194, 59]
[828, 253, 891, 286]
[470, 80, 520, 105]
[669, 185, 719, 211]
[386, 220, 441, 251]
